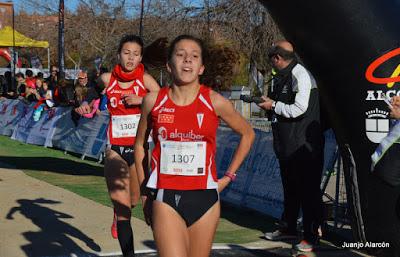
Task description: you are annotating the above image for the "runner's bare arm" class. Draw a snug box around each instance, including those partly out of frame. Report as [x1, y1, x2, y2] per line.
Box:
[134, 92, 158, 225]
[98, 72, 111, 89]
[144, 73, 160, 92]
[134, 92, 158, 193]
[210, 90, 255, 191]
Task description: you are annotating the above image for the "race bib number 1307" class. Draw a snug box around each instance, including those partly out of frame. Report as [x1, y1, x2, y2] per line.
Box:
[160, 141, 206, 176]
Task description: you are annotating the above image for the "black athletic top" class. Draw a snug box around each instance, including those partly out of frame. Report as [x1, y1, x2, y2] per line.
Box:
[269, 61, 323, 160]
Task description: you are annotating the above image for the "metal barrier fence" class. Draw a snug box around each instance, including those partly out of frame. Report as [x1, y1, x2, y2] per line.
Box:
[0, 98, 338, 219]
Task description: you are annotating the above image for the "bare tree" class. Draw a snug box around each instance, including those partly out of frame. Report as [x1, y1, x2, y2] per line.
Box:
[140, 0, 281, 89]
[14, 0, 282, 90]
[17, 0, 133, 69]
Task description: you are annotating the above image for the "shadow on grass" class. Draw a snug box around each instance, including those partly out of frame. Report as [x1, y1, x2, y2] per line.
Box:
[225, 245, 287, 257]
[220, 201, 278, 237]
[0, 156, 103, 176]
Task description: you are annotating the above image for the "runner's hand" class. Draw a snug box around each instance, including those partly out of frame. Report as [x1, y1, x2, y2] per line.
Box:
[122, 94, 142, 106]
[217, 176, 231, 193]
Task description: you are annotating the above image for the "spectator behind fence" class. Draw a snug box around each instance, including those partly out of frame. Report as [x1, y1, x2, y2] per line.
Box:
[46, 65, 58, 90]
[15, 73, 26, 96]
[40, 80, 52, 100]
[0, 74, 5, 98]
[72, 70, 100, 121]
[36, 72, 44, 80]
[2, 71, 16, 99]
[88, 68, 99, 86]
[259, 40, 324, 252]
[25, 69, 35, 84]
[35, 78, 44, 97]
[24, 80, 39, 103]
[74, 70, 99, 105]
[53, 79, 75, 107]
[31, 79, 55, 120]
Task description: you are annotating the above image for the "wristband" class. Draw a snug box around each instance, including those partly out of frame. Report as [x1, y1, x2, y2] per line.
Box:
[224, 172, 237, 181]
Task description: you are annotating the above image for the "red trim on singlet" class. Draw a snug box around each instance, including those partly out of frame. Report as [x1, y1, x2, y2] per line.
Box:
[149, 85, 219, 190]
[106, 70, 147, 146]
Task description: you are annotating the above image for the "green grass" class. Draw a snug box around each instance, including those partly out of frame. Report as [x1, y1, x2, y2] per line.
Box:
[0, 135, 277, 243]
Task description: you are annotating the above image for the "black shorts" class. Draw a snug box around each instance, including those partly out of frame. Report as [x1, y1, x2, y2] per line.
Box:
[155, 189, 219, 227]
[110, 145, 134, 166]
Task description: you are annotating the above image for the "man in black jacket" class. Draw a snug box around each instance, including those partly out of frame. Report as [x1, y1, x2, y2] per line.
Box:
[259, 41, 324, 252]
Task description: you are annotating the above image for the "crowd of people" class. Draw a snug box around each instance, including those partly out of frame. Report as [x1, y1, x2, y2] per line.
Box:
[0, 35, 338, 257]
[1, 69, 50, 102]
[0, 64, 107, 122]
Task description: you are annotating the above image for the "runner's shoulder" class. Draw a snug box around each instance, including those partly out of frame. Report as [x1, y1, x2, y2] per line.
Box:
[142, 91, 159, 111]
[209, 89, 231, 111]
[143, 73, 160, 92]
[98, 72, 112, 88]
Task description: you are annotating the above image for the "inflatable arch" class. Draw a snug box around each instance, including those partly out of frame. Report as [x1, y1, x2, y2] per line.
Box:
[260, 0, 399, 255]
[0, 48, 22, 68]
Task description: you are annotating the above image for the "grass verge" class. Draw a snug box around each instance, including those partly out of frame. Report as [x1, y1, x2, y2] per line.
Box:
[0, 135, 276, 243]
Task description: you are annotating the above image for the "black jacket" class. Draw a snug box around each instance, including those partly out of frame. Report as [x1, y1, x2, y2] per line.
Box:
[269, 61, 323, 160]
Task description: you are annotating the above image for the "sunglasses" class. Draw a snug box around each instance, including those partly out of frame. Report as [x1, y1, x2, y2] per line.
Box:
[268, 53, 277, 59]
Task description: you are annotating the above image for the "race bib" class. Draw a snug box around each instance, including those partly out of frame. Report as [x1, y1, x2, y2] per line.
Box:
[111, 114, 140, 138]
[160, 141, 206, 176]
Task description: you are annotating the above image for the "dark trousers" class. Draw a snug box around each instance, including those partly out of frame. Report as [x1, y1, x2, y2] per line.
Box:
[279, 147, 324, 242]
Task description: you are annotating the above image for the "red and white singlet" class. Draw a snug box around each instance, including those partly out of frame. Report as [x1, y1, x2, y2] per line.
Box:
[147, 85, 219, 190]
[106, 68, 147, 146]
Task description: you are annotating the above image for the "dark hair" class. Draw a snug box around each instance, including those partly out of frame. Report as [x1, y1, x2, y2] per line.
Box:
[167, 35, 206, 63]
[16, 72, 24, 78]
[268, 45, 296, 61]
[99, 66, 108, 74]
[118, 34, 144, 55]
[25, 69, 33, 77]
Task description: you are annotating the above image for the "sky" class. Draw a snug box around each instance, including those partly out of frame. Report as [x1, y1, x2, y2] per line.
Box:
[9, 0, 203, 14]
[10, 0, 80, 13]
